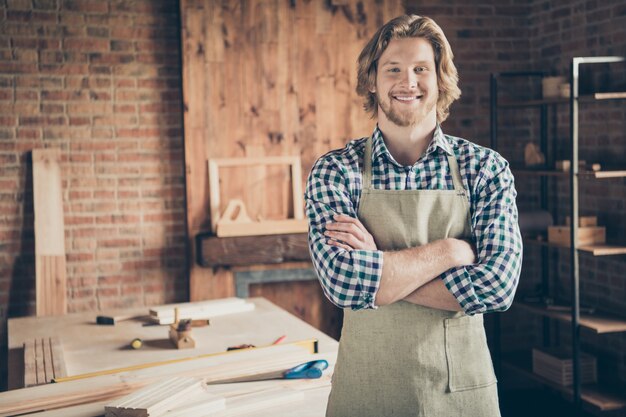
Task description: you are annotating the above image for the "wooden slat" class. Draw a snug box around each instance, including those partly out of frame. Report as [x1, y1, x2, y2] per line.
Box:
[198, 233, 310, 267]
[23, 339, 37, 387]
[35, 338, 46, 385]
[32, 148, 67, 316]
[49, 337, 67, 380]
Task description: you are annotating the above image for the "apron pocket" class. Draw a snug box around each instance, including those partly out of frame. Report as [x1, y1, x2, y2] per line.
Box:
[444, 315, 497, 392]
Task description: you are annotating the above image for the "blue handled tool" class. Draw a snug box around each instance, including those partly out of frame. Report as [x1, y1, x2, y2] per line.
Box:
[283, 359, 329, 379]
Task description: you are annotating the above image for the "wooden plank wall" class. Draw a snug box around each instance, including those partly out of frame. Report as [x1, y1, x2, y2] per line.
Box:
[180, 0, 404, 333]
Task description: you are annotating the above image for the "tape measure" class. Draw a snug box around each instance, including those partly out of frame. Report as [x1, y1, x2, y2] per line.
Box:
[130, 338, 143, 349]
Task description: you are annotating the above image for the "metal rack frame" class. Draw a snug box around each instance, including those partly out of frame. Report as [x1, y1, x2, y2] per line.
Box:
[491, 56, 626, 413]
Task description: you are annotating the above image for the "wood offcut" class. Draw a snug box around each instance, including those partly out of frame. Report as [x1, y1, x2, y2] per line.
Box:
[32, 148, 67, 316]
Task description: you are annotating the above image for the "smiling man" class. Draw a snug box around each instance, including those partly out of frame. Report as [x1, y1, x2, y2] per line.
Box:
[305, 15, 522, 417]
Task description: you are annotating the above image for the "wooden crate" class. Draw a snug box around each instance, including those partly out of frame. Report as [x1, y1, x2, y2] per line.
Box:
[532, 348, 597, 386]
[565, 216, 598, 227]
[547, 226, 605, 246]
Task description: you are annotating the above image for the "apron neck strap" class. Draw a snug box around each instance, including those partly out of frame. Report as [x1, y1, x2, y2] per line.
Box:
[364, 135, 373, 190]
[445, 153, 464, 192]
[364, 134, 464, 192]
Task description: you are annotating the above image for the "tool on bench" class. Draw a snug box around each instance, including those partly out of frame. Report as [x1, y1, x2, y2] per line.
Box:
[217, 359, 329, 383]
[283, 360, 329, 379]
[96, 314, 148, 325]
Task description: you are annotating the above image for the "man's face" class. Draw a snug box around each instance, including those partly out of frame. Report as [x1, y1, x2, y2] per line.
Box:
[373, 37, 438, 128]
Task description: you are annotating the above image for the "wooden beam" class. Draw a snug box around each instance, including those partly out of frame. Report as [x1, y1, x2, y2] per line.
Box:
[197, 233, 310, 267]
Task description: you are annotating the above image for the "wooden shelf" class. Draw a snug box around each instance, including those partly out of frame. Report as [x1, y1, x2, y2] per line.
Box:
[586, 170, 626, 179]
[498, 97, 568, 108]
[503, 351, 626, 412]
[523, 238, 626, 256]
[515, 302, 626, 333]
[513, 169, 626, 179]
[498, 92, 626, 108]
[197, 232, 310, 267]
[593, 92, 626, 100]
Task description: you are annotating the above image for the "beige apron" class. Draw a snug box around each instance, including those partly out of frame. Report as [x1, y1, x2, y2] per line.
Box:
[326, 136, 500, 417]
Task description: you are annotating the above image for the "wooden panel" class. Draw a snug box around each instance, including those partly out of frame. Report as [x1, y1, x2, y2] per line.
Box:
[180, 0, 402, 302]
[32, 148, 67, 316]
[250, 280, 342, 341]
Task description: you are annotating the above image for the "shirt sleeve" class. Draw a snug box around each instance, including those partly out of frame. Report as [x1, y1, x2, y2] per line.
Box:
[305, 155, 383, 310]
[442, 154, 523, 315]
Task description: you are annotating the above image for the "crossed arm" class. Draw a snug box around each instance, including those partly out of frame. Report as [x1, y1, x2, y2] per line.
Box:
[325, 214, 475, 311]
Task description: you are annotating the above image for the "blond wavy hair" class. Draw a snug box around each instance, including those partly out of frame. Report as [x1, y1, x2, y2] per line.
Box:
[356, 15, 461, 123]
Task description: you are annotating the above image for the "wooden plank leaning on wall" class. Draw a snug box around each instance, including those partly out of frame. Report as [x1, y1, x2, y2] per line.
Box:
[179, 0, 403, 329]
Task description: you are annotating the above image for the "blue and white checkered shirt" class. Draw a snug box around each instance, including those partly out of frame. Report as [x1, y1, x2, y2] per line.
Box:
[305, 125, 522, 315]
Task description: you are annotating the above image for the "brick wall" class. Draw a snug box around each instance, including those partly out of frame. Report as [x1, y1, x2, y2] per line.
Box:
[0, 0, 187, 389]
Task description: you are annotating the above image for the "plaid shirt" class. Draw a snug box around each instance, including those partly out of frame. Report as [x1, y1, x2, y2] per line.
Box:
[305, 125, 522, 315]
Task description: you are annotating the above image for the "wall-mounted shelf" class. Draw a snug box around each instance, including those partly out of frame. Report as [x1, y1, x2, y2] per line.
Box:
[503, 352, 626, 412]
[513, 169, 626, 179]
[498, 92, 626, 108]
[522, 238, 626, 256]
[196, 232, 309, 267]
[515, 302, 626, 334]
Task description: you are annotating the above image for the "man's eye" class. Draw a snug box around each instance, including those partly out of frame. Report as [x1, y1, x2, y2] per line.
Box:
[415, 67, 426, 72]
[388, 68, 400, 72]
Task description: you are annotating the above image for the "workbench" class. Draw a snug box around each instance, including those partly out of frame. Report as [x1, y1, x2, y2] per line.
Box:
[5, 297, 339, 417]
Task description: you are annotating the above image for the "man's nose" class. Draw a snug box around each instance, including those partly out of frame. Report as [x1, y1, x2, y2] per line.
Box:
[400, 69, 418, 89]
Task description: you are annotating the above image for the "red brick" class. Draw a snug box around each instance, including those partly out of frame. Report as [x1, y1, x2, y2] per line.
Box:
[64, 38, 110, 52]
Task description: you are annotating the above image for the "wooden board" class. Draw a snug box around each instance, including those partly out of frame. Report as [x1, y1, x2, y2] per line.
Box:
[547, 226, 605, 246]
[179, 0, 400, 300]
[197, 233, 310, 267]
[32, 148, 67, 316]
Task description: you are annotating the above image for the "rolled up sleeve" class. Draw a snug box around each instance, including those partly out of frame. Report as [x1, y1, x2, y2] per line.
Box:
[442, 155, 523, 315]
[305, 156, 383, 310]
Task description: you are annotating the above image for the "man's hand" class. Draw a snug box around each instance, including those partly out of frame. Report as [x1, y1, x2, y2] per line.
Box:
[324, 214, 378, 251]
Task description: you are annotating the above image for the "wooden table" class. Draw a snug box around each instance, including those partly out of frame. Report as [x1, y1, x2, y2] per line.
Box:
[6, 298, 338, 417]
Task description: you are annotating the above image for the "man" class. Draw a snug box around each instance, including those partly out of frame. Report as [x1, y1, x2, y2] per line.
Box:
[305, 15, 522, 417]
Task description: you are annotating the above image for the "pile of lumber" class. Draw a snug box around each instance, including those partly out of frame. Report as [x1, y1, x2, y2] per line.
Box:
[149, 298, 255, 325]
[0, 342, 331, 416]
[104, 377, 224, 417]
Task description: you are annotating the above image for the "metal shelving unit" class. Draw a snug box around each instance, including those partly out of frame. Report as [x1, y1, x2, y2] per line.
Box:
[490, 56, 626, 414]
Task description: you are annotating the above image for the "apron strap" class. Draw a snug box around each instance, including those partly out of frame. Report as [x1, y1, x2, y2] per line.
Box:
[445, 153, 466, 195]
[363, 135, 373, 190]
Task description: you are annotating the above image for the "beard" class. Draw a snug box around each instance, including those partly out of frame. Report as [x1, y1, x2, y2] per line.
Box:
[377, 91, 437, 127]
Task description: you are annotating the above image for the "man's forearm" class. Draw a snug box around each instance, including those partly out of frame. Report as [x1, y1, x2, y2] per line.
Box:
[375, 238, 474, 306]
[403, 278, 462, 311]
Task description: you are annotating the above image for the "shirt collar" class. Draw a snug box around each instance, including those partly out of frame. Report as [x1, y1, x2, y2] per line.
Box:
[370, 124, 454, 167]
